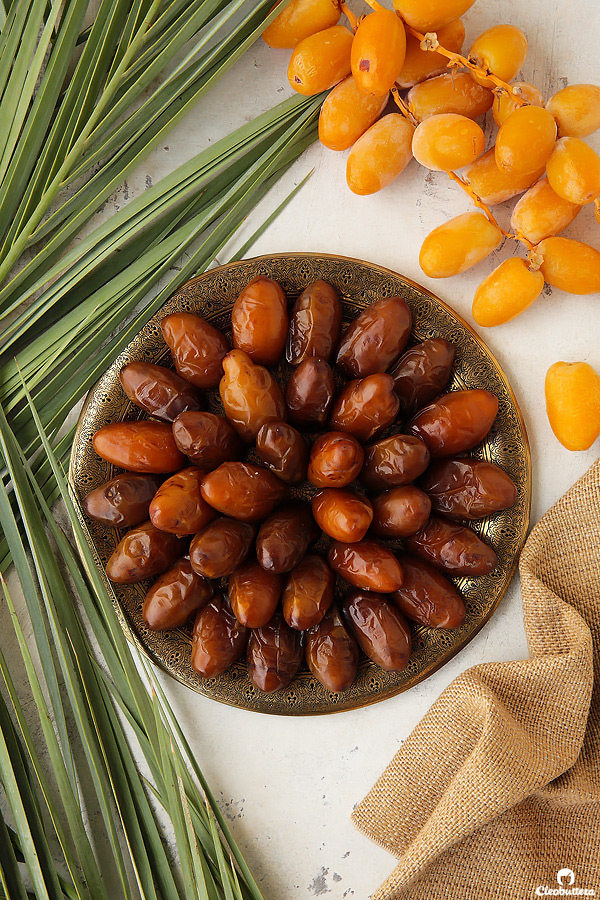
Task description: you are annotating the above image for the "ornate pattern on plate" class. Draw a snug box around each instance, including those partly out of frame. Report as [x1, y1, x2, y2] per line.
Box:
[69, 253, 531, 716]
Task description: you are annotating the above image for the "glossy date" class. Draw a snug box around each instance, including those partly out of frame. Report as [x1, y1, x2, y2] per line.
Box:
[105, 520, 181, 583]
[119, 362, 202, 422]
[282, 554, 336, 631]
[219, 349, 286, 441]
[361, 433, 430, 491]
[143, 558, 212, 631]
[419, 458, 517, 519]
[328, 539, 404, 592]
[285, 358, 336, 427]
[256, 421, 308, 485]
[408, 389, 499, 458]
[405, 515, 498, 575]
[305, 607, 359, 691]
[229, 560, 284, 628]
[189, 517, 255, 579]
[200, 462, 288, 521]
[256, 503, 318, 573]
[286, 280, 342, 364]
[391, 555, 466, 629]
[231, 276, 289, 366]
[246, 611, 304, 692]
[149, 467, 216, 535]
[336, 296, 412, 377]
[329, 374, 399, 442]
[389, 338, 455, 415]
[308, 431, 364, 488]
[161, 312, 229, 389]
[93, 422, 185, 473]
[342, 590, 411, 671]
[82, 473, 161, 527]
[172, 411, 241, 468]
[191, 594, 248, 678]
[371, 485, 431, 538]
[311, 488, 373, 542]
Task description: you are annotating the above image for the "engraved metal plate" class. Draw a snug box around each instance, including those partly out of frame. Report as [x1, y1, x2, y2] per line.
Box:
[70, 253, 531, 715]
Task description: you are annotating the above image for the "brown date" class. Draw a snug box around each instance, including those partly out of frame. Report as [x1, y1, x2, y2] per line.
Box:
[285, 358, 335, 427]
[119, 362, 203, 422]
[329, 374, 399, 442]
[305, 607, 359, 691]
[371, 485, 431, 538]
[391, 555, 466, 629]
[256, 503, 318, 573]
[282, 554, 336, 631]
[189, 518, 255, 579]
[229, 561, 284, 628]
[361, 433, 430, 491]
[311, 489, 373, 543]
[142, 559, 213, 631]
[200, 462, 288, 522]
[105, 520, 181, 583]
[389, 338, 455, 415]
[149, 467, 216, 536]
[328, 539, 403, 592]
[172, 411, 241, 468]
[342, 590, 411, 672]
[246, 611, 304, 693]
[308, 431, 364, 488]
[408, 389, 499, 458]
[419, 458, 518, 520]
[191, 594, 248, 678]
[231, 276, 288, 366]
[256, 421, 308, 485]
[336, 297, 412, 378]
[219, 349, 286, 441]
[82, 473, 161, 527]
[161, 312, 229, 389]
[93, 422, 185, 473]
[286, 280, 342, 364]
[405, 515, 498, 575]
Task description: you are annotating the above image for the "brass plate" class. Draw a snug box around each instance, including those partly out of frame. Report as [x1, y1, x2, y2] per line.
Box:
[70, 253, 531, 716]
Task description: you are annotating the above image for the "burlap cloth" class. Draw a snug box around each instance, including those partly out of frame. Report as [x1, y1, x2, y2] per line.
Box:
[352, 458, 600, 899]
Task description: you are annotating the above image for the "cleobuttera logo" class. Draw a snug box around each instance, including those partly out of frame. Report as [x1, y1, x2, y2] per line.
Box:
[535, 869, 595, 896]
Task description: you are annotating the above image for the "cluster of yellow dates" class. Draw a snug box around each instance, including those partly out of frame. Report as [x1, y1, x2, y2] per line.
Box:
[263, 0, 600, 451]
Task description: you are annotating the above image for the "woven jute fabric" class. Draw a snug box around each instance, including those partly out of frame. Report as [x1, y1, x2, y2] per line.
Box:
[352, 458, 600, 899]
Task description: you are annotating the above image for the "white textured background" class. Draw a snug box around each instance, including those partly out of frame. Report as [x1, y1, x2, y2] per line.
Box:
[8, 0, 600, 897]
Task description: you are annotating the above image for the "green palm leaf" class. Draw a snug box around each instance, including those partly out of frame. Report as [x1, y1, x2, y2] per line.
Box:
[0, 0, 320, 569]
[0, 0, 322, 895]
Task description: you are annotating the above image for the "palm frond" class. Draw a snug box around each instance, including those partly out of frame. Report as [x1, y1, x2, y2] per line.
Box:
[0, 1, 321, 895]
[0, 0, 321, 571]
[0, 95, 319, 570]
[0, 0, 288, 289]
[0, 359, 288, 897]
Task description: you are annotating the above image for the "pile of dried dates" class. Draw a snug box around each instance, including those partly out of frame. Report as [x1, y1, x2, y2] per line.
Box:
[85, 276, 517, 694]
